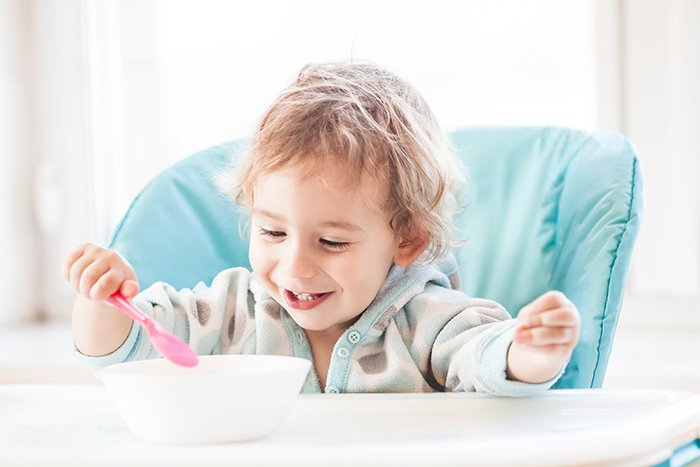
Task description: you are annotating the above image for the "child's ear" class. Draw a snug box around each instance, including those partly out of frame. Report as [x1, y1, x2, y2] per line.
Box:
[393, 231, 430, 268]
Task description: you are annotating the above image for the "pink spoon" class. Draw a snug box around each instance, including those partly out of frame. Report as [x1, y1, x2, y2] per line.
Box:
[106, 292, 199, 367]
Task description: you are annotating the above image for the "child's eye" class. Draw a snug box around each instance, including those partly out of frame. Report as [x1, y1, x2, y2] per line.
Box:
[258, 227, 285, 239]
[320, 239, 351, 251]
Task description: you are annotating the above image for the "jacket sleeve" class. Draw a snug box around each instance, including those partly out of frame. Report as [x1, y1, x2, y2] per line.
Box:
[406, 284, 563, 396]
[73, 267, 252, 371]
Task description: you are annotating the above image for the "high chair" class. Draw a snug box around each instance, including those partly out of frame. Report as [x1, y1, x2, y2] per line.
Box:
[109, 126, 643, 390]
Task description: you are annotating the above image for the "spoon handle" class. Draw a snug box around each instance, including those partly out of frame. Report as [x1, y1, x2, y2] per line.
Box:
[106, 292, 153, 330]
[105, 292, 199, 367]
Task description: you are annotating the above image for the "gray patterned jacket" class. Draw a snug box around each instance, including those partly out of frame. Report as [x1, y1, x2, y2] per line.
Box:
[76, 255, 560, 395]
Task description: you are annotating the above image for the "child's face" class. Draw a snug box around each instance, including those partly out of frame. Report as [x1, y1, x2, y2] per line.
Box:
[249, 164, 400, 339]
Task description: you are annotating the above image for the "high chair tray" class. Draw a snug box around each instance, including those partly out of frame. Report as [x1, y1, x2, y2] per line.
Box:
[1, 385, 698, 466]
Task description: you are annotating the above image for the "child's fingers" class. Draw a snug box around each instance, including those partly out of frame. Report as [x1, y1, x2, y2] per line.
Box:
[68, 254, 97, 293]
[518, 290, 572, 319]
[63, 246, 87, 281]
[513, 342, 572, 355]
[120, 280, 139, 299]
[79, 261, 112, 298]
[518, 307, 579, 329]
[514, 325, 577, 346]
[90, 270, 128, 301]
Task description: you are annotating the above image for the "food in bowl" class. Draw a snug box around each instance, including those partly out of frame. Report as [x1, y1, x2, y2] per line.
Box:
[100, 354, 311, 444]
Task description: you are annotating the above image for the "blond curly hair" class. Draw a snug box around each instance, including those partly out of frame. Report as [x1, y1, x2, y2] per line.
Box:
[219, 62, 464, 263]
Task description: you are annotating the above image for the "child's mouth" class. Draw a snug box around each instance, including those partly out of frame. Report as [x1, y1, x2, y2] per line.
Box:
[283, 289, 332, 310]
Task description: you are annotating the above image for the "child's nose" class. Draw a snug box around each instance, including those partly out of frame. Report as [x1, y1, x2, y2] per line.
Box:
[281, 243, 316, 279]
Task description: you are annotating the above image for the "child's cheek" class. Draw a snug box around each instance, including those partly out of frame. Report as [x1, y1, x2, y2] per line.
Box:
[248, 237, 270, 275]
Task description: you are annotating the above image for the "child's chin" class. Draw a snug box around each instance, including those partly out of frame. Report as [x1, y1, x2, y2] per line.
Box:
[290, 318, 327, 332]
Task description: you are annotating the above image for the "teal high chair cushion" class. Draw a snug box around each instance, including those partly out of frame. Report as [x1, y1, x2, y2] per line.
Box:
[109, 126, 643, 390]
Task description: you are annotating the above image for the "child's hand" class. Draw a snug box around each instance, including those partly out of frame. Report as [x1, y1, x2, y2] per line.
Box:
[64, 243, 139, 302]
[506, 291, 580, 384]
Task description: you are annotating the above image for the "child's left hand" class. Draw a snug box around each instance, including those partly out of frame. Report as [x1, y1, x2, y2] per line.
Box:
[506, 291, 581, 384]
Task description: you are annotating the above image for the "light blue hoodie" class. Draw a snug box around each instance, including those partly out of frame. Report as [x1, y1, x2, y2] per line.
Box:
[76, 255, 561, 395]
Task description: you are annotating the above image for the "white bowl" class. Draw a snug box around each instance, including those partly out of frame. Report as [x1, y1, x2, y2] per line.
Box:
[100, 354, 311, 444]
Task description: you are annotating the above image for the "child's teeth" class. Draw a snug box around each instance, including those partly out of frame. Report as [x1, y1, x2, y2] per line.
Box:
[294, 292, 319, 301]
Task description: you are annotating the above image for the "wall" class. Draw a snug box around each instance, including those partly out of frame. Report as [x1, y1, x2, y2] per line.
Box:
[621, 0, 700, 299]
[0, 0, 35, 324]
[0, 0, 96, 324]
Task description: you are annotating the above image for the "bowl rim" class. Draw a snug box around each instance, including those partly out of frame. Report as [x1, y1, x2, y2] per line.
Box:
[99, 354, 312, 380]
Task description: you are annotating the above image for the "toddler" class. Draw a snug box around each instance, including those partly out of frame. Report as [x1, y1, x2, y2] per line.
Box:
[65, 62, 580, 394]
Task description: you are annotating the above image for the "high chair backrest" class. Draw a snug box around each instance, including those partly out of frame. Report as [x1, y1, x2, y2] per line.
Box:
[110, 126, 643, 389]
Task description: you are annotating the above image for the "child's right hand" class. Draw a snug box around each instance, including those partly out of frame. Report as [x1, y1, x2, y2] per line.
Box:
[64, 243, 139, 302]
